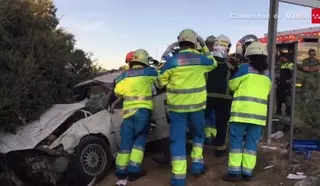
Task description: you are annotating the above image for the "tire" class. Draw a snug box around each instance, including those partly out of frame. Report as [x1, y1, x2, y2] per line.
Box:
[68, 135, 112, 185]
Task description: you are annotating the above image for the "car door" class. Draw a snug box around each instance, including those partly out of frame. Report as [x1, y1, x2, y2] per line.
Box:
[148, 84, 169, 142]
[109, 99, 123, 148]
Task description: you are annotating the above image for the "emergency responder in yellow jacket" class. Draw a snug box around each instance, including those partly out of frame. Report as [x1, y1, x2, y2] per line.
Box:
[157, 29, 217, 186]
[205, 35, 236, 157]
[223, 42, 271, 182]
[276, 54, 293, 116]
[114, 49, 158, 185]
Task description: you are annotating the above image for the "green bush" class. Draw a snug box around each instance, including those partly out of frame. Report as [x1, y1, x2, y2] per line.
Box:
[0, 0, 96, 132]
[295, 71, 320, 138]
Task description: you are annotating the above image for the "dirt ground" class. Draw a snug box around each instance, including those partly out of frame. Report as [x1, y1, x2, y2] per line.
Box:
[98, 141, 320, 186]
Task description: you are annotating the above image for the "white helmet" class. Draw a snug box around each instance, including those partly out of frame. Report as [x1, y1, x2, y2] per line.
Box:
[132, 49, 151, 66]
[245, 42, 267, 56]
[177, 29, 198, 47]
[213, 35, 232, 52]
[211, 35, 231, 59]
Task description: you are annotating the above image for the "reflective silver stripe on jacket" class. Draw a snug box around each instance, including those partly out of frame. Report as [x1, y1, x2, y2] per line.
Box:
[207, 93, 232, 99]
[230, 112, 266, 121]
[233, 96, 268, 105]
[167, 101, 206, 110]
[123, 96, 152, 101]
[166, 85, 206, 94]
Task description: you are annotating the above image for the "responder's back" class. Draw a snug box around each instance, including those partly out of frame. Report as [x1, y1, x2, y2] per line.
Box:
[206, 58, 233, 98]
[229, 63, 271, 126]
[115, 66, 158, 117]
[160, 49, 216, 112]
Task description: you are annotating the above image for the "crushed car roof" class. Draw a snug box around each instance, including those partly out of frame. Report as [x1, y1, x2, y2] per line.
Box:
[0, 101, 86, 153]
[73, 72, 123, 89]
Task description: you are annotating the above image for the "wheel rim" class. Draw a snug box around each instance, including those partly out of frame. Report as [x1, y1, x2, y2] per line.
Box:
[80, 143, 107, 176]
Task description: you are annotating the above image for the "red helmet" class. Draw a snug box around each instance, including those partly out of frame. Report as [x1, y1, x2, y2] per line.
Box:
[125, 51, 135, 63]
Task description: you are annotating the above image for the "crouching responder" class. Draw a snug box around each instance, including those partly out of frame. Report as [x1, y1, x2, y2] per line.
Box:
[223, 42, 271, 182]
[206, 35, 236, 157]
[235, 34, 259, 66]
[114, 49, 158, 185]
[157, 29, 217, 186]
[276, 54, 293, 116]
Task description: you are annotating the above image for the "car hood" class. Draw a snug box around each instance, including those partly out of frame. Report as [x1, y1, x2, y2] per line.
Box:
[0, 101, 87, 153]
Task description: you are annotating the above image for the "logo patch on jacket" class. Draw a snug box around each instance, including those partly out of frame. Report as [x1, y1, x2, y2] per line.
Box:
[177, 55, 201, 66]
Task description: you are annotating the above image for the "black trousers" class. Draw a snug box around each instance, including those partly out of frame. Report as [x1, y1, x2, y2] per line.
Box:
[206, 97, 232, 151]
[276, 86, 291, 116]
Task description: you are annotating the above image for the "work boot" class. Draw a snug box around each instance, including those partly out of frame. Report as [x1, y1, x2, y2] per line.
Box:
[222, 174, 242, 182]
[242, 175, 252, 181]
[128, 170, 148, 181]
[192, 165, 207, 177]
[214, 149, 227, 158]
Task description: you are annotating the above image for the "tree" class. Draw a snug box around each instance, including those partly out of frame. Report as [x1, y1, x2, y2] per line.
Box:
[0, 0, 96, 131]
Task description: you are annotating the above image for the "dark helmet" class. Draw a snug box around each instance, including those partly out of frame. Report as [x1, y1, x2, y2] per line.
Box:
[236, 34, 259, 56]
[205, 35, 216, 43]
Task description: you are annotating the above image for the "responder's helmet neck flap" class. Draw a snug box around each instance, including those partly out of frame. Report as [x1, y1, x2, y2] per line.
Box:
[245, 42, 267, 57]
[177, 29, 198, 49]
[131, 49, 151, 66]
[212, 35, 231, 59]
[236, 34, 258, 56]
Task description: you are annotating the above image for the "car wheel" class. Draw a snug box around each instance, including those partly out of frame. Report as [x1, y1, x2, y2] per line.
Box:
[69, 135, 112, 185]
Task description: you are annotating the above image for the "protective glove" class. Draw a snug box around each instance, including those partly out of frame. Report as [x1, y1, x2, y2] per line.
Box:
[197, 35, 206, 48]
[149, 123, 156, 134]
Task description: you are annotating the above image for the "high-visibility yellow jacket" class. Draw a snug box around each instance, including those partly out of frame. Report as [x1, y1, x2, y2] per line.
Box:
[114, 65, 158, 118]
[229, 63, 271, 126]
[158, 48, 217, 113]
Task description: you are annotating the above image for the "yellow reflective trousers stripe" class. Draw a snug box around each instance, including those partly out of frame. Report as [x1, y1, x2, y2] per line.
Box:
[172, 156, 187, 179]
[242, 149, 256, 175]
[129, 145, 145, 167]
[228, 148, 242, 171]
[191, 143, 204, 163]
[115, 151, 130, 170]
[228, 149, 257, 175]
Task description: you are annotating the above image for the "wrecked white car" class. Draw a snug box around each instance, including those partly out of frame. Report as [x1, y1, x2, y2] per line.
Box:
[0, 72, 169, 186]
